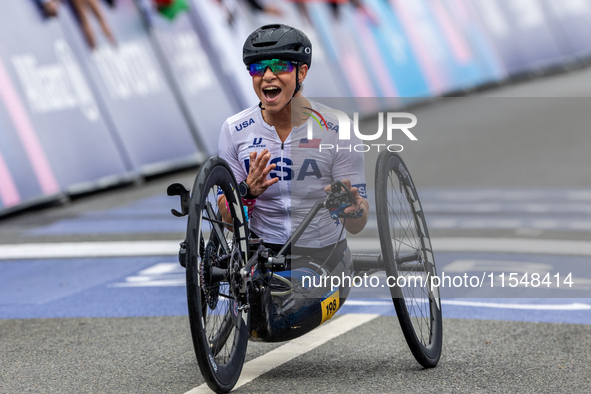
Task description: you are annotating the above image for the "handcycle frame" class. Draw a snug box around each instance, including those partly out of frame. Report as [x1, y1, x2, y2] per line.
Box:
[247, 184, 419, 275]
[168, 150, 442, 393]
[169, 180, 421, 274]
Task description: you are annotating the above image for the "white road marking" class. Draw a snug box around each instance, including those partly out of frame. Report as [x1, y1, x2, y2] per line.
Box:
[109, 262, 185, 287]
[344, 300, 591, 310]
[110, 279, 185, 287]
[0, 241, 180, 260]
[425, 238, 591, 256]
[442, 259, 553, 274]
[184, 313, 379, 394]
[441, 260, 591, 291]
[442, 300, 591, 310]
[570, 221, 591, 230]
[365, 218, 591, 231]
[567, 191, 591, 201]
[351, 238, 591, 256]
[3, 238, 591, 259]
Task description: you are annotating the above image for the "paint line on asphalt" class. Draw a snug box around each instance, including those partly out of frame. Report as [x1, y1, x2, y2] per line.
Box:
[184, 313, 380, 394]
[443, 300, 591, 310]
[348, 237, 591, 257]
[3, 238, 591, 260]
[0, 241, 180, 260]
[430, 238, 591, 257]
[345, 300, 591, 311]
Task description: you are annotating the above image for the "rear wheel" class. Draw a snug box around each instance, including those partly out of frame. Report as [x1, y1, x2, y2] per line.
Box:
[375, 151, 442, 368]
[185, 156, 250, 393]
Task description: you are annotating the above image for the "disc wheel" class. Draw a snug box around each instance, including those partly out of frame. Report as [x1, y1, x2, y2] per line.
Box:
[375, 151, 442, 368]
[185, 156, 250, 393]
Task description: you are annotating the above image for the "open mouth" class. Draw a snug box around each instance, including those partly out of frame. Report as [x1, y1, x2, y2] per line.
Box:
[263, 86, 282, 102]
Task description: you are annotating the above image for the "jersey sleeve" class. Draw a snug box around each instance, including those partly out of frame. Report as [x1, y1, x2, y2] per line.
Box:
[218, 120, 248, 185]
[331, 122, 367, 199]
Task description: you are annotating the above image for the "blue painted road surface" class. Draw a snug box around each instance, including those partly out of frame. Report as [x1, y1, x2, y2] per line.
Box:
[3, 188, 590, 325]
[1, 251, 589, 324]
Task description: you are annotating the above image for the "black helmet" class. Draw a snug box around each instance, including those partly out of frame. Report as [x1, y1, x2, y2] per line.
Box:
[243, 24, 312, 68]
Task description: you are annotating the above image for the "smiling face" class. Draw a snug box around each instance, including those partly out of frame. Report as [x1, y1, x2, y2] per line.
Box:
[252, 63, 308, 113]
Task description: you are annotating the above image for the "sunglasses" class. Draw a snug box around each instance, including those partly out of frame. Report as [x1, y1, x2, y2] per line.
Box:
[248, 59, 297, 77]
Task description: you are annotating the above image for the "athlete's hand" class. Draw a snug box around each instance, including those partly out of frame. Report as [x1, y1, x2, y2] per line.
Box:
[323, 179, 364, 214]
[246, 149, 279, 197]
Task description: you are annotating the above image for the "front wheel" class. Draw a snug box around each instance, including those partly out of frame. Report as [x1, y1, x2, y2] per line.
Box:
[185, 156, 250, 393]
[375, 151, 443, 368]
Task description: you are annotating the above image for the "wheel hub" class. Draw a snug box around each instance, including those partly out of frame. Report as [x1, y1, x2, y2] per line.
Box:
[200, 240, 220, 310]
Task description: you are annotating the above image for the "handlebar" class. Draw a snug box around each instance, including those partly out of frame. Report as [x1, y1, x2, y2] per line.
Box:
[325, 181, 363, 220]
[254, 181, 364, 258]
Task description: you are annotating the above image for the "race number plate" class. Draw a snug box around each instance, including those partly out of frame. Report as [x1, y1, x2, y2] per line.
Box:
[321, 289, 340, 324]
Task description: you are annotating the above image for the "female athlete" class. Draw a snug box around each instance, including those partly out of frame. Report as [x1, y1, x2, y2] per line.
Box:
[217, 24, 369, 341]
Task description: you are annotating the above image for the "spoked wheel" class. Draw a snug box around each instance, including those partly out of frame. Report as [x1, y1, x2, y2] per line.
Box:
[375, 151, 442, 368]
[185, 156, 250, 393]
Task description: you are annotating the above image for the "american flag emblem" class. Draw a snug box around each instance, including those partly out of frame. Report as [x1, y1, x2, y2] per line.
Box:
[298, 138, 322, 148]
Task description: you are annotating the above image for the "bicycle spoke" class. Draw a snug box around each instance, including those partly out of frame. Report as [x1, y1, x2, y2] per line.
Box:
[204, 200, 230, 254]
[387, 167, 434, 347]
[387, 173, 419, 253]
[376, 152, 441, 367]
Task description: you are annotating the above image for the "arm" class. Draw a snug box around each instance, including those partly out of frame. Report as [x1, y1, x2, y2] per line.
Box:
[342, 180, 369, 234]
[329, 120, 369, 234]
[217, 120, 242, 224]
[217, 121, 277, 224]
[218, 149, 279, 223]
[217, 149, 277, 224]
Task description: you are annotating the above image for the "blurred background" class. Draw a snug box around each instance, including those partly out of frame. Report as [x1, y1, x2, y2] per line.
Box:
[2, 3, 591, 392]
[1, 0, 591, 217]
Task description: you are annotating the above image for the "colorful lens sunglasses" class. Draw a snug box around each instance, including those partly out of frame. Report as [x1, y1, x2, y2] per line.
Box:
[248, 59, 297, 77]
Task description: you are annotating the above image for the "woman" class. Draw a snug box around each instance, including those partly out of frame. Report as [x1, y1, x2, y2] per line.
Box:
[218, 24, 369, 341]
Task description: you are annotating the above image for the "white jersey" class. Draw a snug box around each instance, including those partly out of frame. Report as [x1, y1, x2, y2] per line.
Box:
[218, 100, 367, 248]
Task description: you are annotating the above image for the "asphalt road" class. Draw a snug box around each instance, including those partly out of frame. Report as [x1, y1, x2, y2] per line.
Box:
[2, 316, 590, 393]
[1, 66, 591, 393]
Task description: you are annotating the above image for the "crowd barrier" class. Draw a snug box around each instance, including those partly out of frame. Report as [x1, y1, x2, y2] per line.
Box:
[0, 0, 590, 216]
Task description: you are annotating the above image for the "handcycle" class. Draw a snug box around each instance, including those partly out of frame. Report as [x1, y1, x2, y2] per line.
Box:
[168, 150, 442, 393]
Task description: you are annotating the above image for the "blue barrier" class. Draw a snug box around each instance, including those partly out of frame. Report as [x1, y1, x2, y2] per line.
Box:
[388, 0, 461, 95]
[497, 0, 567, 71]
[0, 2, 130, 204]
[470, 0, 529, 75]
[429, 0, 495, 90]
[0, 89, 56, 210]
[59, 0, 201, 174]
[446, 0, 507, 85]
[472, 0, 566, 75]
[365, 0, 431, 99]
[541, 0, 591, 61]
[342, 5, 398, 100]
[144, 9, 241, 156]
[307, 3, 358, 98]
[250, 1, 349, 99]
[189, 0, 259, 109]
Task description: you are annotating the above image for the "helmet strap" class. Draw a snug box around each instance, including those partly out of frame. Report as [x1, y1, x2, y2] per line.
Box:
[293, 64, 301, 97]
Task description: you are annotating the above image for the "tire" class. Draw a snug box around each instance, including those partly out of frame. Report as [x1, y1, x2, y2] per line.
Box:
[375, 151, 443, 368]
[185, 156, 250, 393]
